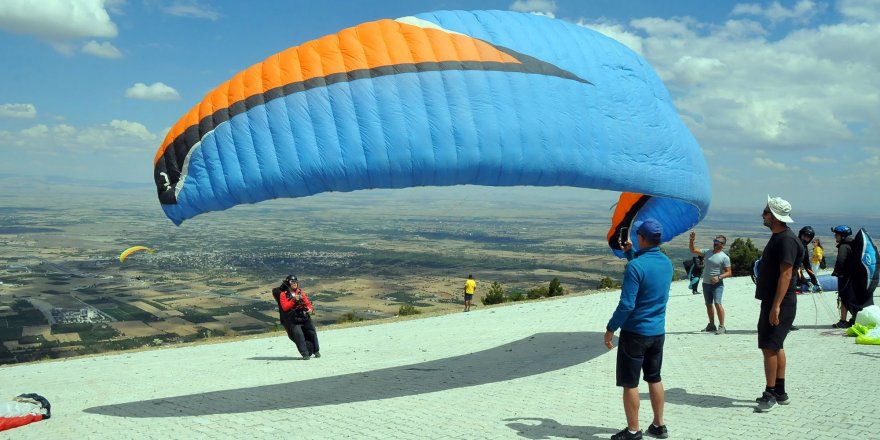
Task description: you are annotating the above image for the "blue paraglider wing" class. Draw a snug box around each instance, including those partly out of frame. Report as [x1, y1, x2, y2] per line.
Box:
[152, 10, 711, 255]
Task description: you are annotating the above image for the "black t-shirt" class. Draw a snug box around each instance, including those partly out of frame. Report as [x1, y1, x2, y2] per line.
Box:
[755, 228, 804, 301]
[833, 238, 855, 279]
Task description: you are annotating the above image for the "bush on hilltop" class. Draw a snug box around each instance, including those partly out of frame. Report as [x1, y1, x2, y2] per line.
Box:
[398, 304, 421, 316]
[482, 282, 507, 305]
[728, 237, 762, 276]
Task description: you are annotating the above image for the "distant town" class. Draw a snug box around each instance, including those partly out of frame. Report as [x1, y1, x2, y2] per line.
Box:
[3, 183, 877, 364]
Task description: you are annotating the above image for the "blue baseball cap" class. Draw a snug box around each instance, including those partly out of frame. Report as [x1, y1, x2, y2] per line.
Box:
[636, 219, 663, 240]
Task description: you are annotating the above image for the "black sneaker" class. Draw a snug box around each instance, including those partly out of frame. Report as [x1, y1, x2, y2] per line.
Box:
[790, 325, 800, 331]
[301, 355, 311, 360]
[703, 323, 717, 332]
[313, 352, 321, 358]
[755, 391, 776, 412]
[774, 391, 790, 405]
[610, 428, 643, 440]
[646, 424, 668, 439]
[832, 320, 850, 329]
[755, 390, 790, 405]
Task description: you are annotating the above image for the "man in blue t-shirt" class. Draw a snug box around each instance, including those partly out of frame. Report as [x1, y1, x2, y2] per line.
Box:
[605, 219, 673, 440]
[754, 196, 803, 413]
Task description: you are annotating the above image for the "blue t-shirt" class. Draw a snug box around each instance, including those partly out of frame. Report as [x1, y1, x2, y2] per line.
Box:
[607, 247, 673, 336]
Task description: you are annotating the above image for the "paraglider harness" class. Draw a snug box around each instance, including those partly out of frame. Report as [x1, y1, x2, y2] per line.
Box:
[272, 288, 311, 326]
[288, 296, 311, 325]
[279, 287, 311, 325]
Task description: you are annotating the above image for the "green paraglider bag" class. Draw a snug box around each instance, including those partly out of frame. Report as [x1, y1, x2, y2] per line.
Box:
[855, 334, 880, 345]
[846, 323, 871, 337]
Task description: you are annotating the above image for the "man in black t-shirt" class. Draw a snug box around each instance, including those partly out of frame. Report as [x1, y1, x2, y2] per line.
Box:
[754, 196, 803, 413]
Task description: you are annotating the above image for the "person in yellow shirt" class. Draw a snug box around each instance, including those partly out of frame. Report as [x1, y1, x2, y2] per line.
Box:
[464, 274, 477, 312]
[811, 238, 824, 273]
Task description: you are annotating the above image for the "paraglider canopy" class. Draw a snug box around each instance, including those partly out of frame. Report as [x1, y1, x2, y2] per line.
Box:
[152, 10, 711, 256]
[119, 246, 155, 263]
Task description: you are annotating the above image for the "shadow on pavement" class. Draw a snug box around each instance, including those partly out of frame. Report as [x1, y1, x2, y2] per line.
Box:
[504, 417, 616, 440]
[667, 330, 756, 336]
[642, 387, 754, 409]
[854, 351, 880, 359]
[85, 332, 603, 417]
[248, 356, 302, 361]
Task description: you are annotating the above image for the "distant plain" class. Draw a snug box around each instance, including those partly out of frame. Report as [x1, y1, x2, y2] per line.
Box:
[1, 178, 877, 364]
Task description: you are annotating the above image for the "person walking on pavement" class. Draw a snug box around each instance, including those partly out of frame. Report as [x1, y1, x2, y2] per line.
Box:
[605, 219, 672, 440]
[754, 195, 802, 412]
[689, 231, 732, 334]
[464, 274, 477, 312]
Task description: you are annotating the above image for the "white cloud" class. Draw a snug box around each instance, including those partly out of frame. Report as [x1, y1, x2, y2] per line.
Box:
[124, 82, 181, 101]
[509, 0, 557, 15]
[0, 120, 158, 153]
[577, 20, 644, 54]
[753, 157, 788, 170]
[732, 0, 822, 24]
[81, 40, 122, 58]
[631, 17, 700, 39]
[620, 11, 880, 157]
[669, 55, 727, 85]
[162, 0, 220, 20]
[0, 103, 36, 118]
[0, 0, 118, 41]
[803, 156, 836, 164]
[838, 0, 880, 23]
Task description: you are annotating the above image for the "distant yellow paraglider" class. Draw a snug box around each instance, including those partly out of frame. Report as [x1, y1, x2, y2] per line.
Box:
[119, 246, 155, 263]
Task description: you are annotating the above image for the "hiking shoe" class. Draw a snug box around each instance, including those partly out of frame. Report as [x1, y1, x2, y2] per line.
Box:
[313, 352, 321, 358]
[646, 424, 668, 439]
[832, 320, 850, 329]
[703, 323, 717, 332]
[610, 428, 643, 440]
[715, 325, 726, 335]
[755, 390, 790, 405]
[755, 391, 777, 412]
[774, 392, 790, 405]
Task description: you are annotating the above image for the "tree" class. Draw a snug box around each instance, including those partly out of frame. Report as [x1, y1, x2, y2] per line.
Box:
[728, 237, 762, 276]
[481, 282, 507, 305]
[548, 277, 565, 297]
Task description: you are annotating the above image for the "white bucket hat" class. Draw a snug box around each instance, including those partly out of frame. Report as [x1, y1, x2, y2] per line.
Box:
[767, 195, 793, 223]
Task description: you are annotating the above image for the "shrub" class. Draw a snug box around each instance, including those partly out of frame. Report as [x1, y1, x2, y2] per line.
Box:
[598, 276, 620, 289]
[398, 304, 421, 316]
[337, 311, 364, 324]
[481, 282, 507, 305]
[527, 286, 549, 299]
[548, 277, 565, 297]
[729, 237, 762, 276]
[507, 290, 526, 302]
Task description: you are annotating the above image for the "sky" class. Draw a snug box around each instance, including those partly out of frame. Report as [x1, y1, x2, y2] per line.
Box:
[0, 0, 878, 216]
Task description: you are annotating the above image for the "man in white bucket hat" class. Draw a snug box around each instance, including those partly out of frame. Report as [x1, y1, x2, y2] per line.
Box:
[753, 195, 803, 412]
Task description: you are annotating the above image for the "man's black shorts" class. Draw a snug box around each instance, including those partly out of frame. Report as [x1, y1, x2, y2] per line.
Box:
[757, 298, 797, 350]
[616, 330, 665, 388]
